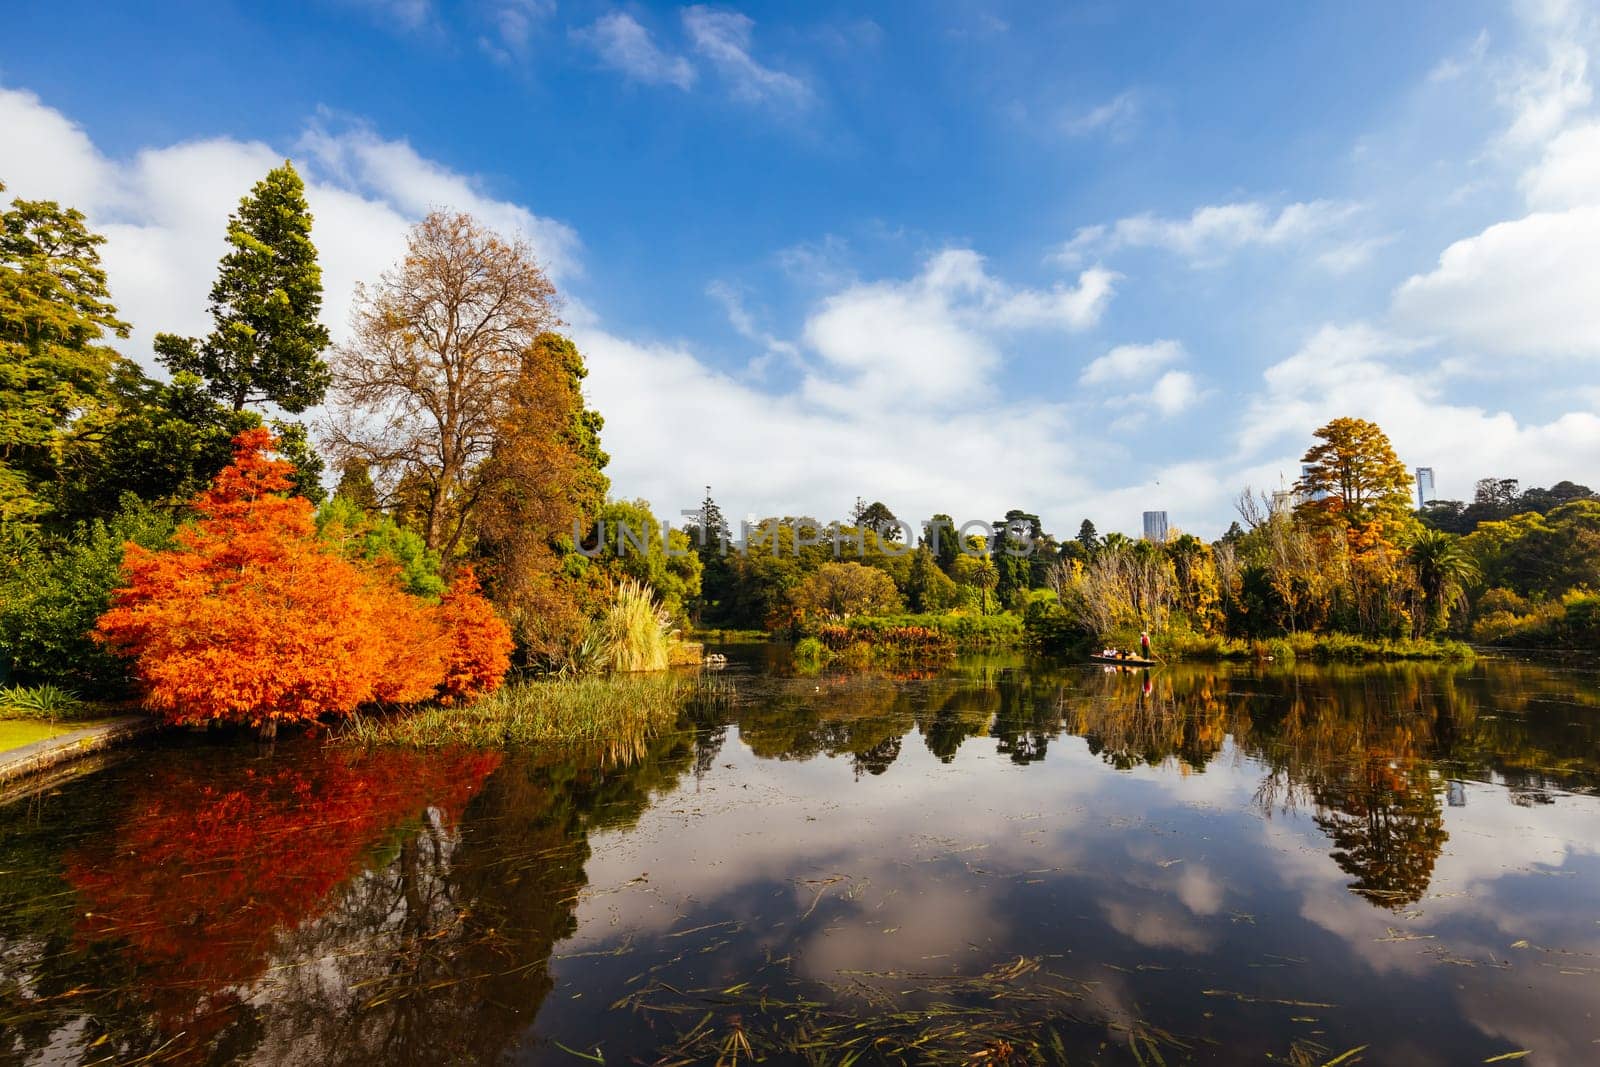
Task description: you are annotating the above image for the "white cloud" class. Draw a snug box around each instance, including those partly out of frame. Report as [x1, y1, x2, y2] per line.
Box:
[1056, 200, 1359, 266]
[683, 6, 811, 106]
[801, 249, 1115, 414]
[574, 324, 1102, 526]
[1062, 90, 1140, 137]
[1081, 339, 1184, 385]
[574, 12, 697, 90]
[1391, 206, 1600, 359]
[343, 0, 434, 33]
[1520, 118, 1600, 207]
[1149, 370, 1201, 415]
[1429, 29, 1491, 83]
[0, 86, 577, 365]
[479, 0, 555, 60]
[1314, 234, 1395, 274]
[1491, 0, 1593, 147]
[1241, 323, 1600, 502]
[707, 280, 799, 376]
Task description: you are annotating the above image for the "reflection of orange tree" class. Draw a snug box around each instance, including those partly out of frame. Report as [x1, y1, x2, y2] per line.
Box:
[1312, 758, 1446, 908]
[1064, 666, 1454, 908]
[63, 747, 501, 1051]
[260, 729, 702, 1063]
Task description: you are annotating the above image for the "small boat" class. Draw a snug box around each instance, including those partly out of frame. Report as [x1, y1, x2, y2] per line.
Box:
[1089, 654, 1157, 667]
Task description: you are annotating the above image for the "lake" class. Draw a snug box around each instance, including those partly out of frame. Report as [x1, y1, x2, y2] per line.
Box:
[3, 651, 1598, 1064]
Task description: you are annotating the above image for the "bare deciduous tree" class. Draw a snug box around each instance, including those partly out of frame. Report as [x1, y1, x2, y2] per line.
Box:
[328, 212, 560, 556]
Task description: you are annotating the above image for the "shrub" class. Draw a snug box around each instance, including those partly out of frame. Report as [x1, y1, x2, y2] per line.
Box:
[791, 563, 903, 620]
[0, 499, 176, 692]
[434, 568, 515, 702]
[343, 674, 733, 749]
[793, 636, 831, 668]
[93, 430, 506, 737]
[826, 612, 1025, 647]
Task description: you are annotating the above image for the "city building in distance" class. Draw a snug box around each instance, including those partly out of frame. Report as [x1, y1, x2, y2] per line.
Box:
[1142, 510, 1169, 542]
[1416, 466, 1436, 509]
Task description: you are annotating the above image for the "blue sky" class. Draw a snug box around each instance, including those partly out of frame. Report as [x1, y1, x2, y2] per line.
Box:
[4, 0, 1600, 537]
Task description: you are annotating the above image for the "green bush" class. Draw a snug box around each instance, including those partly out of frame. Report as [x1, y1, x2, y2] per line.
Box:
[316, 496, 444, 598]
[1471, 590, 1600, 647]
[793, 636, 831, 669]
[0, 498, 176, 692]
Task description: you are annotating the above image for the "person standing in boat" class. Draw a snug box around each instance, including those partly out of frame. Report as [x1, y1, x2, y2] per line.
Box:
[1140, 631, 1152, 661]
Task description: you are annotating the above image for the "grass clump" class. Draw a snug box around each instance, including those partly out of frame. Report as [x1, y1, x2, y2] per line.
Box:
[341, 673, 731, 749]
[599, 578, 672, 672]
[0, 683, 95, 722]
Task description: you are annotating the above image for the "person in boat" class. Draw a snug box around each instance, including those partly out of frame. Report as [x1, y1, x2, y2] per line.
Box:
[1140, 631, 1152, 660]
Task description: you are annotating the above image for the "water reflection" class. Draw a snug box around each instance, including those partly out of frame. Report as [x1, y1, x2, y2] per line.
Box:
[1, 655, 1598, 1063]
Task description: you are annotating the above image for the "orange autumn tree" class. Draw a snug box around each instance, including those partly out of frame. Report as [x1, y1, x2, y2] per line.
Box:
[95, 428, 509, 737]
[436, 566, 515, 702]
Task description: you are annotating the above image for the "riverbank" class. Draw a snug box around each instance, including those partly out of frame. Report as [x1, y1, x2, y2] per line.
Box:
[0, 716, 159, 788]
[1152, 631, 1474, 663]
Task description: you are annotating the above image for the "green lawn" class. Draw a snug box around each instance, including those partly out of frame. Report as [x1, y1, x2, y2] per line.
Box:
[0, 718, 112, 755]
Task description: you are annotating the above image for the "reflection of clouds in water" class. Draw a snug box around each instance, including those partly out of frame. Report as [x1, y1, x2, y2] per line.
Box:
[1101, 898, 1218, 952]
[1251, 779, 1600, 1062]
[1431, 779, 1600, 892]
[794, 876, 1011, 980]
[550, 661, 1600, 1063]
[1176, 864, 1226, 915]
[568, 724, 1108, 946]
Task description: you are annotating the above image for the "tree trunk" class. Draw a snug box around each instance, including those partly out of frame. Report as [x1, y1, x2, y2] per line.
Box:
[258, 718, 278, 742]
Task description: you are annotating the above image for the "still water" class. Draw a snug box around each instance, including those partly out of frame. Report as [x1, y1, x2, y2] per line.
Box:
[2, 651, 1598, 1064]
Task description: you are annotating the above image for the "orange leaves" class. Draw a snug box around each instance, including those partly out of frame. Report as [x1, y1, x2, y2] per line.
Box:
[436, 567, 515, 703]
[94, 430, 511, 729]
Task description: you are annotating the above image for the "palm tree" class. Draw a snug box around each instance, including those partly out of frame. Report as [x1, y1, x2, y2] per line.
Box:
[1408, 529, 1479, 632]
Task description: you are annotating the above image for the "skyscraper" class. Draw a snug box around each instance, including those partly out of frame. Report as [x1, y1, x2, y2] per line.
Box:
[1142, 510, 1169, 542]
[1415, 467, 1437, 509]
[1299, 464, 1332, 502]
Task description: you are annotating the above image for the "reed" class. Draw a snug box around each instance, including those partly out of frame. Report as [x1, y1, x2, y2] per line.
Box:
[600, 578, 672, 672]
[341, 673, 731, 749]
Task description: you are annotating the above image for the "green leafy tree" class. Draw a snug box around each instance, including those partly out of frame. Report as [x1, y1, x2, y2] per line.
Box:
[587, 498, 703, 622]
[686, 486, 733, 622]
[155, 162, 331, 413]
[533, 332, 609, 523]
[791, 562, 902, 620]
[316, 495, 444, 598]
[952, 553, 1000, 614]
[52, 373, 325, 522]
[0, 185, 130, 526]
[1076, 519, 1099, 552]
[333, 458, 380, 514]
[924, 513, 959, 573]
[906, 544, 959, 612]
[857, 500, 901, 540]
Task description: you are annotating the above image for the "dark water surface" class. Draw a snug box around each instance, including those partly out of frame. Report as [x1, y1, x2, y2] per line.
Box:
[3, 651, 1599, 1064]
